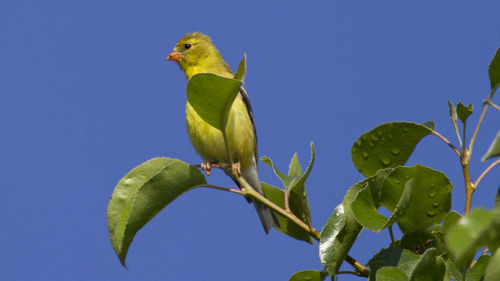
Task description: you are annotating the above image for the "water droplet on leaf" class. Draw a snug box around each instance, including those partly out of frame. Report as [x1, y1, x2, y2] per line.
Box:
[428, 191, 437, 198]
[379, 156, 392, 166]
[371, 134, 379, 141]
[426, 210, 438, 217]
[391, 148, 401, 155]
[362, 151, 369, 159]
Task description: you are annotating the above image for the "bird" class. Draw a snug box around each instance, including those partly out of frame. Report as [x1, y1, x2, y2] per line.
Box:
[165, 32, 280, 233]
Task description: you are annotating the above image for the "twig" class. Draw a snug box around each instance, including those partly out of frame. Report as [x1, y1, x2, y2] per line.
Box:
[473, 159, 500, 190]
[235, 174, 370, 277]
[431, 131, 461, 157]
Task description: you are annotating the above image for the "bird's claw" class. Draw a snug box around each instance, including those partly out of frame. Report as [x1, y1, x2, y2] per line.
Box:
[201, 161, 212, 176]
[232, 162, 242, 177]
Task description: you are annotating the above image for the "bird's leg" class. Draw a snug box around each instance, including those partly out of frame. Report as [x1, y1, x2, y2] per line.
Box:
[232, 161, 242, 177]
[200, 161, 212, 176]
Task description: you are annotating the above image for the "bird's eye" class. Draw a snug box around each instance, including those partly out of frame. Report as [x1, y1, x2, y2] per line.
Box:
[184, 43, 192, 49]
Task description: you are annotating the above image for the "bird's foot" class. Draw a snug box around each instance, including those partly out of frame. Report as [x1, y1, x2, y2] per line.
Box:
[200, 161, 212, 176]
[232, 161, 242, 177]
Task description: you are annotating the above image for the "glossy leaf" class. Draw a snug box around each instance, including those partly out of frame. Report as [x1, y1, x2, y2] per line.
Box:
[484, 250, 500, 281]
[456, 101, 473, 124]
[233, 53, 246, 81]
[320, 169, 392, 275]
[351, 178, 413, 232]
[376, 267, 409, 281]
[408, 248, 446, 281]
[481, 130, 500, 161]
[401, 224, 445, 256]
[288, 270, 327, 281]
[380, 165, 452, 234]
[489, 48, 500, 90]
[186, 73, 241, 131]
[445, 208, 500, 271]
[260, 182, 313, 244]
[351, 122, 433, 177]
[367, 248, 420, 281]
[107, 158, 206, 266]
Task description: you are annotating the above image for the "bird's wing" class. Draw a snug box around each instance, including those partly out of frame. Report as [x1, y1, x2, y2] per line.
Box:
[239, 86, 258, 163]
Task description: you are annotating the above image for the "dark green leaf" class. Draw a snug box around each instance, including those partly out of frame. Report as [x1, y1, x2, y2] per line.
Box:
[495, 184, 500, 208]
[320, 169, 392, 275]
[489, 48, 500, 90]
[408, 248, 446, 281]
[186, 73, 242, 131]
[380, 165, 452, 234]
[351, 122, 433, 177]
[261, 182, 313, 244]
[481, 130, 500, 161]
[107, 158, 206, 266]
[484, 250, 500, 281]
[351, 178, 413, 232]
[367, 248, 420, 281]
[467, 255, 491, 281]
[456, 101, 473, 124]
[233, 53, 246, 81]
[445, 260, 463, 281]
[375, 267, 409, 281]
[401, 224, 445, 256]
[288, 270, 328, 281]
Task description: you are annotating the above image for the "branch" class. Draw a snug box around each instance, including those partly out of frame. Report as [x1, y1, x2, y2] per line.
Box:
[234, 174, 370, 277]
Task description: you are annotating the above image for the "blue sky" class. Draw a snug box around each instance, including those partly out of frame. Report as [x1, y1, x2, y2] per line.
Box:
[2, 1, 499, 280]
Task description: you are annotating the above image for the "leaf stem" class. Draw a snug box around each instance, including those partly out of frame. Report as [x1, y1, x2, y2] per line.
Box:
[468, 86, 497, 155]
[201, 184, 244, 195]
[388, 226, 395, 244]
[234, 174, 370, 277]
[473, 158, 500, 190]
[431, 131, 461, 157]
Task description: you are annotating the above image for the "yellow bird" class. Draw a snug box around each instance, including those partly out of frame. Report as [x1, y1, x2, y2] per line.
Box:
[166, 32, 279, 233]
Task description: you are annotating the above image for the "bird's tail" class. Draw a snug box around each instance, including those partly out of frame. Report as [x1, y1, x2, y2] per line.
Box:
[241, 164, 280, 234]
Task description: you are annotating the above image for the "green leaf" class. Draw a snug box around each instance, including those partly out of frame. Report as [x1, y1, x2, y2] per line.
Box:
[484, 250, 500, 281]
[408, 248, 446, 281]
[443, 211, 462, 234]
[445, 208, 500, 271]
[351, 178, 413, 232]
[456, 101, 473, 124]
[489, 48, 500, 90]
[320, 169, 392, 275]
[445, 260, 463, 281]
[380, 165, 452, 234]
[367, 248, 420, 281]
[260, 182, 314, 244]
[375, 267, 409, 281]
[401, 224, 445, 256]
[261, 143, 314, 226]
[467, 255, 491, 281]
[448, 100, 462, 147]
[288, 270, 328, 281]
[481, 130, 500, 161]
[186, 73, 242, 131]
[351, 122, 433, 177]
[233, 53, 246, 81]
[448, 100, 458, 129]
[107, 158, 206, 266]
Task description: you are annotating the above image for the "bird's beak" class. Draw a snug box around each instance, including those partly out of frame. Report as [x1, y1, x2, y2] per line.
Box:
[165, 51, 181, 62]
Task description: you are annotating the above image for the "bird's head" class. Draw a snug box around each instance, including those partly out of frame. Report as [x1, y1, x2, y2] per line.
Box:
[166, 32, 225, 78]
